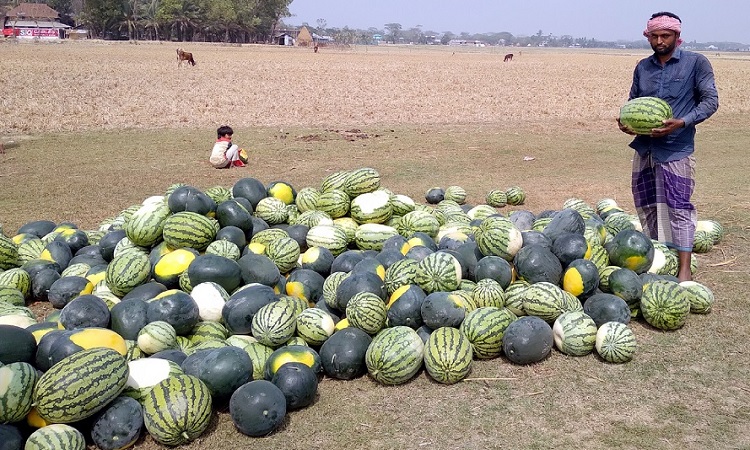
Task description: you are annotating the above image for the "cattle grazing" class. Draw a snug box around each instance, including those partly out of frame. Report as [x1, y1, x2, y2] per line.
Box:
[504, 53, 513, 62]
[177, 48, 196, 67]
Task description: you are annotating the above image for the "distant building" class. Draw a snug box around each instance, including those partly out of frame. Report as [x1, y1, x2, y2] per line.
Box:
[2, 3, 70, 39]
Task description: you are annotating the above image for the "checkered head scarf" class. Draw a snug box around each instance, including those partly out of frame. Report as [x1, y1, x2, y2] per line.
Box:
[644, 14, 683, 46]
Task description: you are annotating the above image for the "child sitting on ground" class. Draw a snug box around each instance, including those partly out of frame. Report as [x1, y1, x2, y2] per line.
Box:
[209, 125, 248, 168]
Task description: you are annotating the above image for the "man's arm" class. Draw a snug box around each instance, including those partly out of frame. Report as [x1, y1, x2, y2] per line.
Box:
[680, 56, 719, 127]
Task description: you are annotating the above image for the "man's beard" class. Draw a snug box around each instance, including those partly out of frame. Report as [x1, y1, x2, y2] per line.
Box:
[652, 41, 676, 56]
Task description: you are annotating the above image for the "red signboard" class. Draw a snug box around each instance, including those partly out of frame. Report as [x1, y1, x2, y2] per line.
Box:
[3, 28, 61, 37]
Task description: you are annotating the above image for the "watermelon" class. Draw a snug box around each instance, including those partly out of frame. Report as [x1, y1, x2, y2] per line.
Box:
[595, 321, 637, 363]
[485, 190, 508, 208]
[34, 347, 129, 423]
[423, 327, 473, 384]
[142, 373, 212, 446]
[349, 191, 393, 224]
[475, 216, 523, 261]
[640, 280, 690, 330]
[25, 424, 86, 450]
[295, 187, 321, 212]
[365, 326, 424, 385]
[471, 278, 505, 309]
[505, 186, 526, 206]
[459, 306, 515, 359]
[251, 301, 298, 347]
[346, 292, 387, 335]
[0, 361, 38, 423]
[619, 96, 673, 135]
[414, 251, 462, 294]
[552, 310, 597, 356]
[296, 307, 336, 345]
[679, 280, 714, 314]
[162, 211, 217, 252]
[606, 229, 655, 274]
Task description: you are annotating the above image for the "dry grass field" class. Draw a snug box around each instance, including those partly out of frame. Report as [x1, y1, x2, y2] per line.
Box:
[1, 41, 749, 449]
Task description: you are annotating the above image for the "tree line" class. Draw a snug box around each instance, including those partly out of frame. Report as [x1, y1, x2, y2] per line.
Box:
[1, 0, 293, 42]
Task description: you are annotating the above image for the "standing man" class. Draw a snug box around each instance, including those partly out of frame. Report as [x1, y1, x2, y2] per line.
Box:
[618, 11, 719, 281]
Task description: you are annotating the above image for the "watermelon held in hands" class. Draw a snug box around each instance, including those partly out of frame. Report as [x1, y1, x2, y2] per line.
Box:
[619, 96, 673, 135]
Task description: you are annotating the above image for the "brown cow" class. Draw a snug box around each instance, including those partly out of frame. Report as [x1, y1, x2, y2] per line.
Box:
[504, 53, 513, 62]
[177, 48, 196, 67]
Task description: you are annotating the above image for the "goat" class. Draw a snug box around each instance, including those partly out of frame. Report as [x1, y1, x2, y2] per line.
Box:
[504, 53, 513, 62]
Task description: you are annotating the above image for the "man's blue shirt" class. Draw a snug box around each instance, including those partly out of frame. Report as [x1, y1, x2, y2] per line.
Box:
[628, 48, 719, 162]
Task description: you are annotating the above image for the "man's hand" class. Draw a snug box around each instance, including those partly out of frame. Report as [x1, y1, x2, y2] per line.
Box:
[651, 118, 685, 138]
[617, 118, 636, 135]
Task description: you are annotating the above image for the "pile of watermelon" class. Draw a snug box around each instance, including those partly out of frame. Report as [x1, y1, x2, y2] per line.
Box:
[0, 167, 724, 448]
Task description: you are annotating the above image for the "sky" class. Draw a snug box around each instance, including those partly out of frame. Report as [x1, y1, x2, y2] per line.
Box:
[287, 0, 749, 44]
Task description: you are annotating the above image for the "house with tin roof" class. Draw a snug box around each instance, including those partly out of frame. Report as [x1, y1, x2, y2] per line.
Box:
[2, 3, 70, 39]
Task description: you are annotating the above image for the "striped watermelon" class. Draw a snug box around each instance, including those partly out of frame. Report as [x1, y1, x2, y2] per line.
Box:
[696, 219, 724, 244]
[354, 223, 399, 251]
[333, 217, 358, 243]
[137, 321, 178, 355]
[316, 189, 351, 219]
[320, 170, 350, 193]
[343, 167, 381, 197]
[306, 224, 349, 256]
[365, 326, 424, 385]
[251, 301, 298, 347]
[250, 228, 289, 248]
[187, 321, 229, 345]
[205, 185, 232, 204]
[105, 249, 151, 298]
[485, 190, 508, 208]
[346, 292, 387, 335]
[679, 281, 714, 314]
[552, 310, 597, 356]
[692, 231, 713, 253]
[125, 201, 171, 247]
[396, 210, 441, 239]
[472, 278, 506, 308]
[142, 373, 213, 446]
[475, 216, 523, 261]
[295, 187, 321, 212]
[0, 268, 31, 298]
[414, 251, 462, 294]
[0, 234, 18, 271]
[0, 361, 38, 423]
[459, 306, 516, 359]
[0, 286, 25, 306]
[522, 282, 573, 322]
[255, 197, 289, 225]
[619, 96, 673, 135]
[443, 186, 467, 205]
[322, 271, 349, 309]
[390, 194, 416, 216]
[265, 236, 301, 274]
[34, 347, 129, 423]
[384, 258, 419, 295]
[505, 186, 526, 206]
[205, 240, 241, 260]
[503, 281, 529, 317]
[241, 342, 275, 380]
[350, 191, 393, 224]
[423, 327, 473, 384]
[296, 307, 335, 345]
[162, 211, 218, 251]
[16, 238, 45, 264]
[25, 424, 86, 450]
[640, 280, 690, 330]
[595, 321, 637, 363]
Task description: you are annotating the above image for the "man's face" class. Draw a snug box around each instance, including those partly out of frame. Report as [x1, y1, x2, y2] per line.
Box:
[648, 30, 678, 56]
